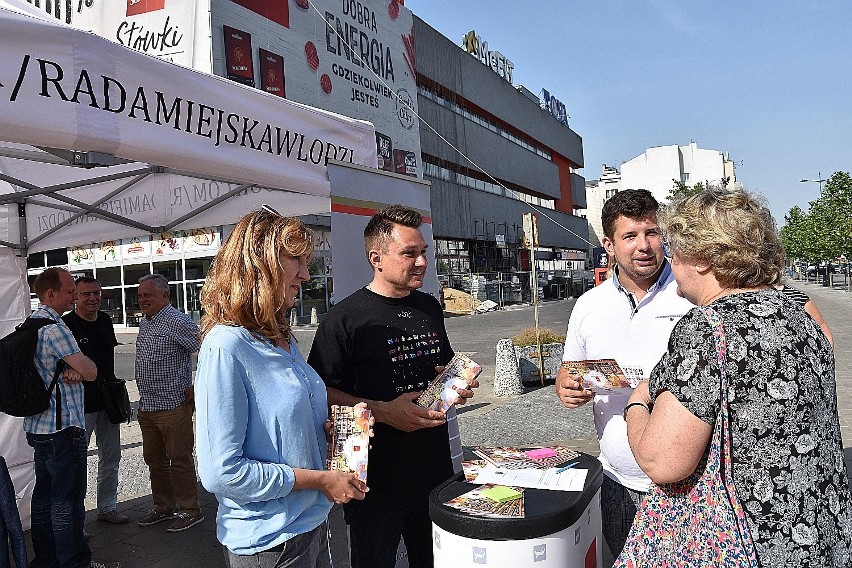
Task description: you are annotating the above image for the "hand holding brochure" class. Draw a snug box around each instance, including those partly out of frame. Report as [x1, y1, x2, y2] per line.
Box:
[415, 354, 481, 411]
[560, 359, 644, 393]
[327, 404, 371, 482]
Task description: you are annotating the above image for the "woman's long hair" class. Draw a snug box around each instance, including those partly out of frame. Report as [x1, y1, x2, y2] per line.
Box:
[200, 208, 312, 342]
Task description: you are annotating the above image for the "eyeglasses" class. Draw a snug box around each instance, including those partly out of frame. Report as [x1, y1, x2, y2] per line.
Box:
[261, 204, 281, 216]
[78, 291, 102, 297]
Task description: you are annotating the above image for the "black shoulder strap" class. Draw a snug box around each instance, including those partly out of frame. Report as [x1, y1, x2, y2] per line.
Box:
[26, 317, 65, 430]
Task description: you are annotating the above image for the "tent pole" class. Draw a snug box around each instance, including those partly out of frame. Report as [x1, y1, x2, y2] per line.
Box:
[17, 202, 27, 257]
[0, 167, 153, 204]
[26, 172, 154, 249]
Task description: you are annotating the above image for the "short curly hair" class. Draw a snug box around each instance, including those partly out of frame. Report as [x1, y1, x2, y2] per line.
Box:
[659, 189, 783, 288]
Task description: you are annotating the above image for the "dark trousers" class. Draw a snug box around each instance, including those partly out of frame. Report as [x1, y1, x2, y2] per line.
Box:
[224, 522, 331, 568]
[601, 475, 645, 564]
[0, 455, 28, 568]
[26, 427, 91, 568]
[345, 499, 434, 568]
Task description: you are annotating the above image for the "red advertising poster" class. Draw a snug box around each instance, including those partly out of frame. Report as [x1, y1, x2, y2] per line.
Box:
[259, 49, 285, 97]
[230, 0, 289, 28]
[223, 25, 255, 86]
[126, 0, 165, 16]
[394, 149, 417, 176]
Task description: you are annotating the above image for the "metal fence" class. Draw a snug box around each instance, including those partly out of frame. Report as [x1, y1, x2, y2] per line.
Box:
[439, 269, 595, 311]
[790, 269, 852, 291]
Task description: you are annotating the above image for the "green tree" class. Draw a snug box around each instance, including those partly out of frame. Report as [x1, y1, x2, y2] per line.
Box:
[780, 206, 808, 261]
[666, 179, 705, 202]
[780, 171, 852, 265]
[666, 177, 733, 203]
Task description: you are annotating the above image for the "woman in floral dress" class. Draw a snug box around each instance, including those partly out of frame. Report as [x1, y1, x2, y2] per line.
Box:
[623, 189, 852, 566]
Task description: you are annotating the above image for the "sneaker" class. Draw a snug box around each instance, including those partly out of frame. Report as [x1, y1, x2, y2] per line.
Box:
[137, 510, 177, 526]
[89, 561, 120, 568]
[97, 510, 129, 525]
[166, 512, 204, 532]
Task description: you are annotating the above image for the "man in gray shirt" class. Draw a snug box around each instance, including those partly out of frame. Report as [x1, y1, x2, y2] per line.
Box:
[134, 274, 202, 533]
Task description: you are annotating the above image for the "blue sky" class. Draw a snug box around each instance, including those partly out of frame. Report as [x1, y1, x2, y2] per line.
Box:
[406, 0, 852, 225]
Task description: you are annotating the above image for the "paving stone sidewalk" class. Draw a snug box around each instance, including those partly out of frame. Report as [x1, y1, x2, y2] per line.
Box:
[15, 284, 852, 567]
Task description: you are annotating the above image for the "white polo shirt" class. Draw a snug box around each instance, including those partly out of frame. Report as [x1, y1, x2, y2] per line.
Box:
[563, 261, 694, 491]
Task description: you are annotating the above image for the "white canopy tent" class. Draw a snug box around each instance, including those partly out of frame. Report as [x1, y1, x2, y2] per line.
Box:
[0, 0, 376, 525]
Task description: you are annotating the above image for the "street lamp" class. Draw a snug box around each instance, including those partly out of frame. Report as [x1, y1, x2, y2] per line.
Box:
[799, 172, 833, 286]
[800, 171, 828, 194]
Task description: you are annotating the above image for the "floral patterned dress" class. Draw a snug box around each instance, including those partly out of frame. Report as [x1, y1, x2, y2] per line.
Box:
[649, 289, 852, 567]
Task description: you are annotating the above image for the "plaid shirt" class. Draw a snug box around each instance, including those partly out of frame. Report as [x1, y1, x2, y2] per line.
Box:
[135, 303, 200, 412]
[23, 306, 85, 434]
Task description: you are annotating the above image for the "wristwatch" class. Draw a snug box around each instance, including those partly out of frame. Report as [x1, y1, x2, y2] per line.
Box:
[622, 401, 650, 421]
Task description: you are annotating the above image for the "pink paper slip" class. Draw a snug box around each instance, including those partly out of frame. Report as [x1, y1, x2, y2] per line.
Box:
[525, 448, 558, 460]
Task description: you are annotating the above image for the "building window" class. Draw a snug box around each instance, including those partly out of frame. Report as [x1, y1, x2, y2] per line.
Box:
[418, 84, 552, 161]
[681, 173, 690, 182]
[423, 156, 554, 210]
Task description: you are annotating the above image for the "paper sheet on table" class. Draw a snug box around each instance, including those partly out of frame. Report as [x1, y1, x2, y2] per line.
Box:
[472, 464, 588, 492]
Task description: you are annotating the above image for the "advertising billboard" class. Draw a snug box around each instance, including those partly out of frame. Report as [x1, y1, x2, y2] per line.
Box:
[53, 0, 209, 70]
[212, 0, 422, 177]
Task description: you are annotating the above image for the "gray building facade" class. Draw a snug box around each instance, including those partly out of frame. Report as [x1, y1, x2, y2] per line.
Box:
[414, 17, 588, 275]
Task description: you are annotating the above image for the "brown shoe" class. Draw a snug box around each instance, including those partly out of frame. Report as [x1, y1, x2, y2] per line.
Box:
[97, 510, 129, 525]
[137, 510, 176, 526]
[166, 512, 204, 532]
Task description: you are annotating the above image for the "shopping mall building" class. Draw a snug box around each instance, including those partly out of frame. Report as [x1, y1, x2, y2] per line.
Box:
[23, 0, 588, 326]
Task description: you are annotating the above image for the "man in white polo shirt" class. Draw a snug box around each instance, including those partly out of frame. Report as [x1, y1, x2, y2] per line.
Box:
[555, 189, 693, 565]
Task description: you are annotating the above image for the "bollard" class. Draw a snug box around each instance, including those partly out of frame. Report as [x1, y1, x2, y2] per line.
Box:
[310, 306, 319, 325]
[493, 338, 523, 396]
[290, 308, 299, 327]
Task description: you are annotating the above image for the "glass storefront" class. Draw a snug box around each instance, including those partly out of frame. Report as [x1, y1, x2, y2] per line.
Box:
[28, 224, 334, 327]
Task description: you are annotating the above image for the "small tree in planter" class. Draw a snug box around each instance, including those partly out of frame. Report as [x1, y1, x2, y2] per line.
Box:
[512, 327, 564, 386]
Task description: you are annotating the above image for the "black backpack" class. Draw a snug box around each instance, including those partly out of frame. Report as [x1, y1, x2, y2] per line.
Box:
[0, 318, 64, 418]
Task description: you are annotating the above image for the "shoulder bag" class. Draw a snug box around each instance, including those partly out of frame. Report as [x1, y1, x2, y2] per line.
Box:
[99, 378, 132, 424]
[614, 306, 759, 567]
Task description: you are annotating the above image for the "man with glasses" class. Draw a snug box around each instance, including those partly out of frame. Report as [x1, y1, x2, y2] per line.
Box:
[63, 276, 128, 525]
[25, 268, 119, 568]
[554, 189, 693, 565]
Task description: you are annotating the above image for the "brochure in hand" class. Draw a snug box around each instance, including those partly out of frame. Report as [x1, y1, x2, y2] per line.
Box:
[444, 483, 525, 518]
[327, 404, 370, 482]
[414, 354, 482, 411]
[560, 358, 644, 393]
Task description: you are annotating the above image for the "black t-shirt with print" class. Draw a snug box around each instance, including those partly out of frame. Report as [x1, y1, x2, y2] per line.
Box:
[62, 310, 119, 413]
[308, 287, 455, 506]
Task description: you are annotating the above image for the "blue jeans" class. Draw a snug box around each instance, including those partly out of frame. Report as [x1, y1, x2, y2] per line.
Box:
[27, 426, 91, 568]
[85, 410, 121, 514]
[0, 455, 28, 568]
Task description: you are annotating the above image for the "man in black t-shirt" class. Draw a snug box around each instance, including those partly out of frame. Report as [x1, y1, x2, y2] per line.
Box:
[309, 205, 479, 568]
[63, 276, 128, 525]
